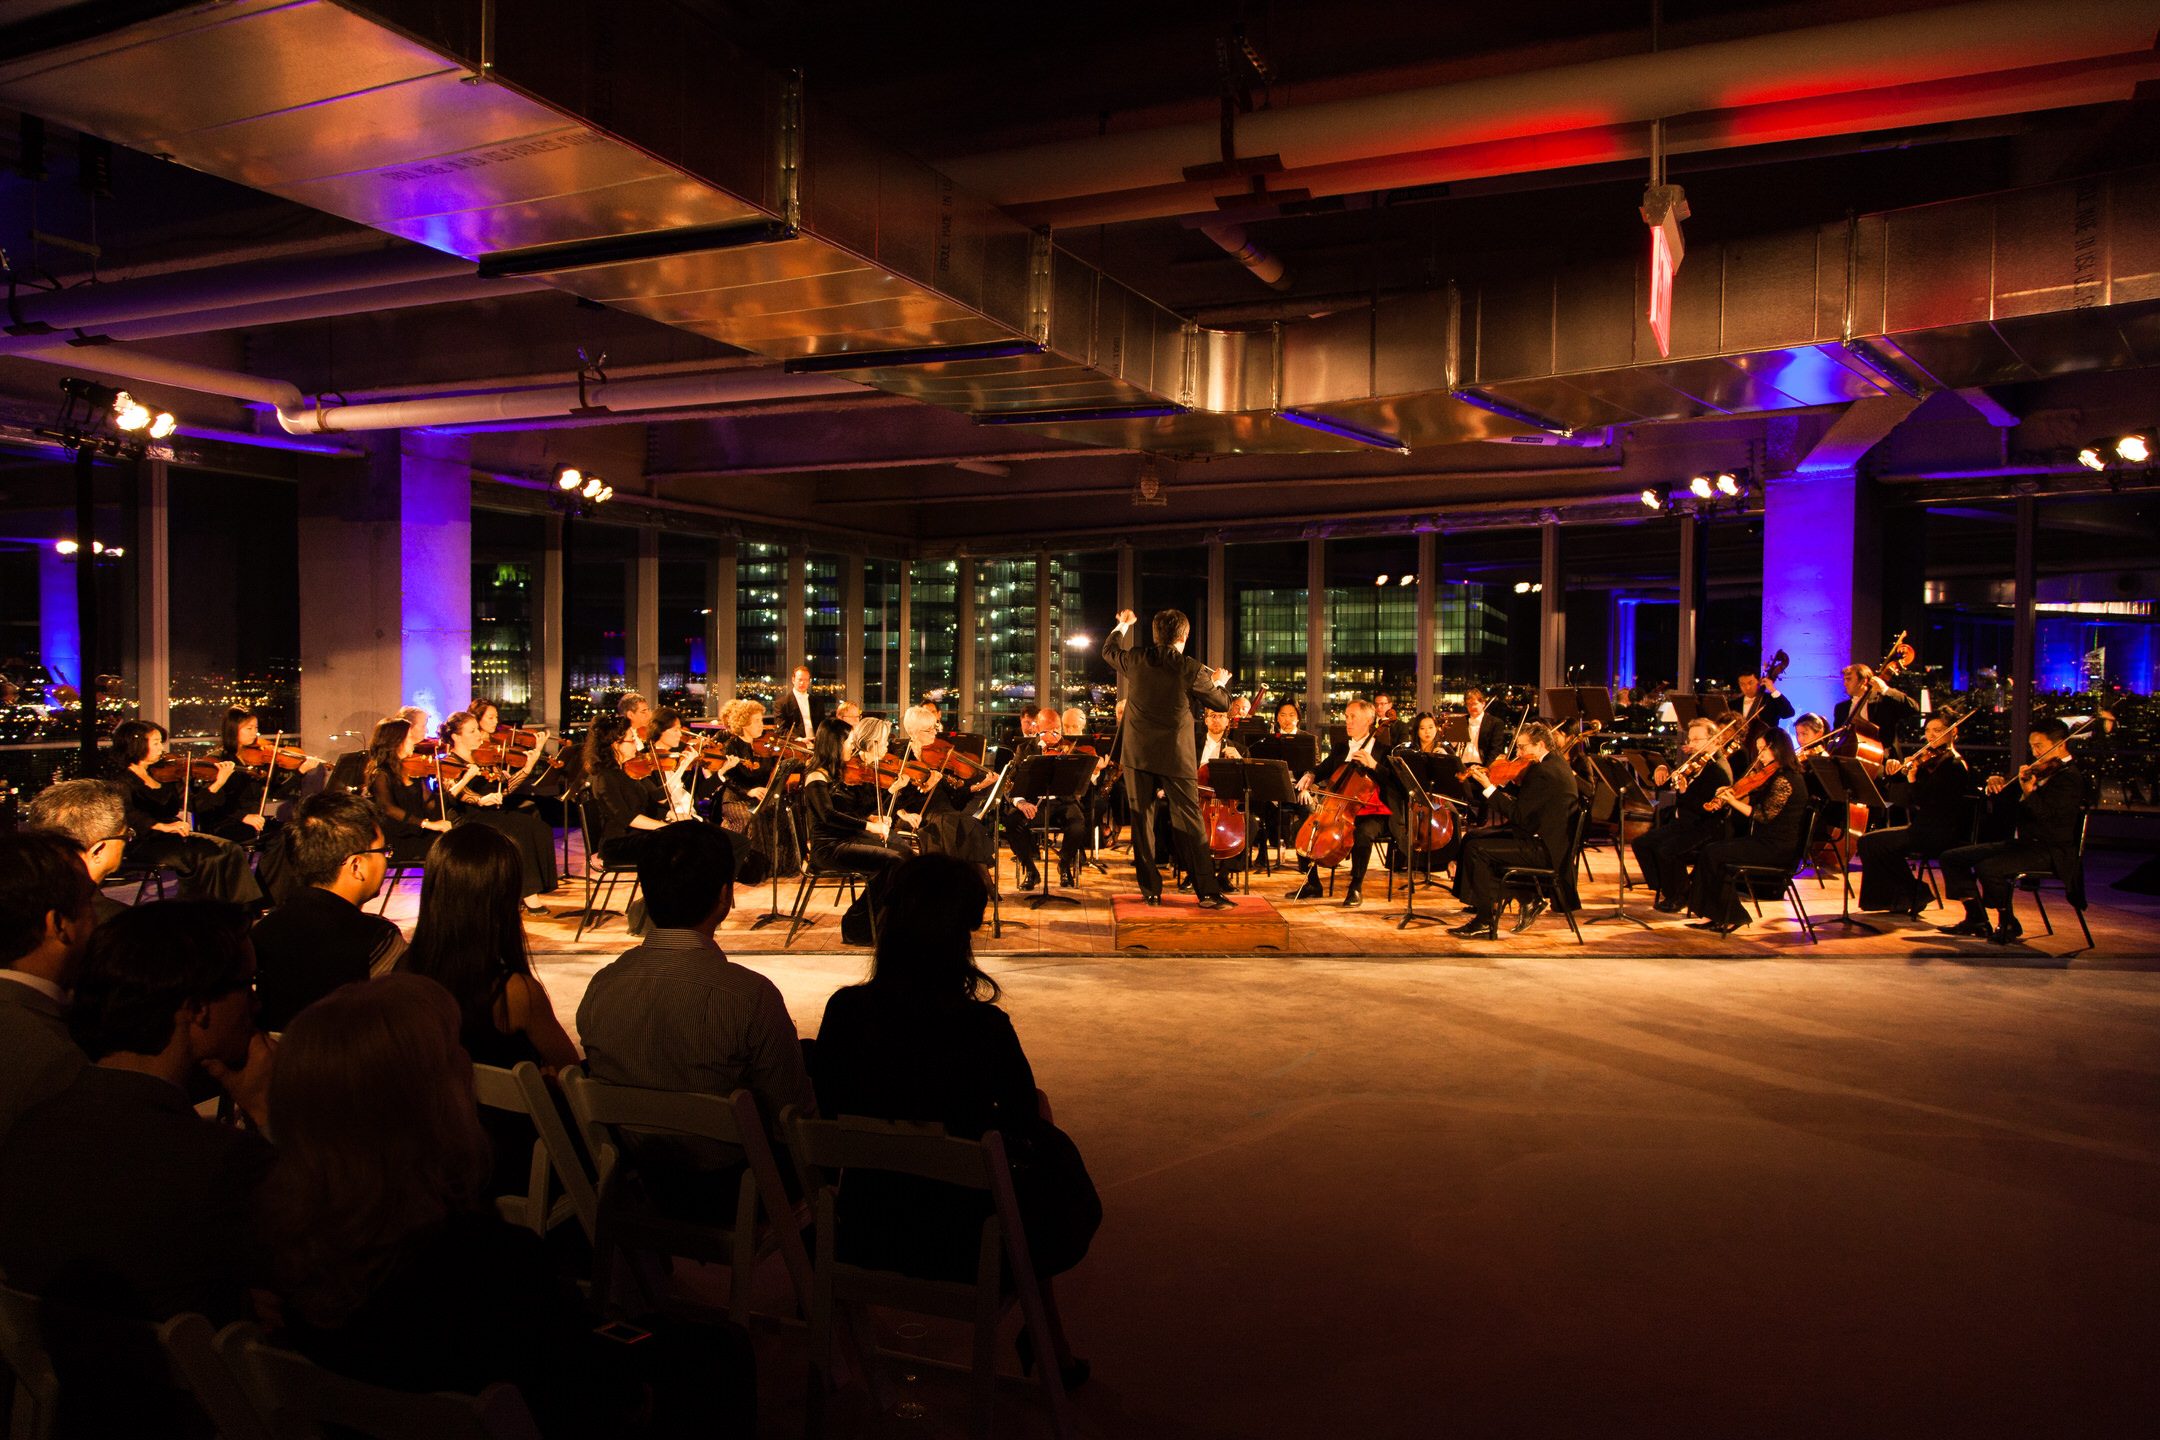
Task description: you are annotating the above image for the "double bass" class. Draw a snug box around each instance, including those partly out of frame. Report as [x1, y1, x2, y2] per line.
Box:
[1833, 631, 1917, 774]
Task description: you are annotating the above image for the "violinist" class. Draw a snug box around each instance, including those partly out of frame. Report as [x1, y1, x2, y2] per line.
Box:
[1937, 718, 2087, 946]
[1287, 699, 1401, 909]
[364, 717, 452, 863]
[468, 700, 549, 808]
[1460, 689, 1507, 767]
[1856, 714, 1978, 916]
[580, 714, 694, 880]
[779, 665, 822, 742]
[642, 707, 713, 820]
[1834, 663, 1919, 750]
[1100, 608, 1234, 909]
[1630, 717, 1735, 915]
[617, 692, 655, 746]
[107, 719, 262, 906]
[1271, 699, 1302, 737]
[1013, 705, 1096, 890]
[1370, 693, 1401, 750]
[398, 706, 432, 748]
[192, 706, 280, 842]
[1682, 728, 1809, 935]
[803, 717, 912, 945]
[437, 711, 561, 912]
[890, 704, 994, 867]
[1450, 721, 1577, 939]
[1734, 669, 1793, 736]
[710, 699, 774, 830]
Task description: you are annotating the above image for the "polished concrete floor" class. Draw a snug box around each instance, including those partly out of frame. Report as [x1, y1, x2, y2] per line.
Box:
[461, 850, 2160, 1437]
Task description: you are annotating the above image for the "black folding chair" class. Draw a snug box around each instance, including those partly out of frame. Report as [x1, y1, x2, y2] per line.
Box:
[1727, 802, 1824, 943]
[1499, 803, 1590, 944]
[2013, 810, 2094, 951]
[570, 797, 640, 941]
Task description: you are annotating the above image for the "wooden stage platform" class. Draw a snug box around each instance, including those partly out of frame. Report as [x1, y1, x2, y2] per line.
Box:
[413, 837, 2160, 968]
[1109, 893, 1290, 951]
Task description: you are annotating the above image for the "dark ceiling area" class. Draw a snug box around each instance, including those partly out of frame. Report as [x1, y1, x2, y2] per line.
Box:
[0, 0, 2155, 550]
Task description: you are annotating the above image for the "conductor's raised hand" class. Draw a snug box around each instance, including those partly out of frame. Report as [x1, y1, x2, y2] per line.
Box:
[1116, 609, 1138, 627]
[1211, 667, 1231, 688]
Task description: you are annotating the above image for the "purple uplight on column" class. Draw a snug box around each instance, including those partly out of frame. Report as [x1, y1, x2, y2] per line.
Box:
[1761, 471, 1861, 729]
[37, 543, 81, 696]
[397, 433, 473, 724]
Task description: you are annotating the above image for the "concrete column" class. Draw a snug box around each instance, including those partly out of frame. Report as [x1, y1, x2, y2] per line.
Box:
[2010, 494, 2036, 749]
[1305, 537, 1326, 728]
[534, 513, 563, 729]
[133, 458, 170, 730]
[37, 538, 79, 709]
[896, 564, 913, 711]
[1116, 541, 1135, 614]
[628, 524, 659, 703]
[1761, 470, 1885, 729]
[297, 434, 469, 757]
[1415, 530, 1436, 715]
[1538, 520, 1564, 703]
[708, 540, 735, 716]
[785, 542, 808, 679]
[1205, 538, 1227, 673]
[842, 551, 866, 709]
[1676, 513, 1702, 691]
[955, 560, 977, 732]
[1034, 551, 1054, 713]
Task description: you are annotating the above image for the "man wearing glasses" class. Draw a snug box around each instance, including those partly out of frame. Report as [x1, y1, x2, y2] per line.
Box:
[25, 779, 134, 927]
[247, 792, 404, 1032]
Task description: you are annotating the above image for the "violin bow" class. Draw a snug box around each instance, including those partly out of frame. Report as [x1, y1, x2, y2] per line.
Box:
[259, 732, 279, 813]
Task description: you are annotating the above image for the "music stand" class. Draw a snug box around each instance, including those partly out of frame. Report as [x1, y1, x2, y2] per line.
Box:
[1580, 754, 1653, 930]
[1807, 757, 1881, 933]
[1202, 758, 1258, 893]
[1698, 691, 1733, 719]
[1440, 716, 1470, 750]
[1543, 689, 1583, 729]
[1575, 687, 1617, 729]
[1387, 755, 1452, 930]
[744, 769, 803, 930]
[1231, 719, 1270, 750]
[1011, 753, 1097, 909]
[1233, 757, 1301, 878]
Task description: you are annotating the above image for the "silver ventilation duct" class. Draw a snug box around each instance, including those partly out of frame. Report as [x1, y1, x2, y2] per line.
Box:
[0, 1, 2156, 460]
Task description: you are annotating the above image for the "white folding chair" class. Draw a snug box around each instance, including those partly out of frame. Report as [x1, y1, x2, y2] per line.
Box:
[0, 1283, 271, 1440]
[471, 1061, 598, 1241]
[558, 1066, 813, 1328]
[784, 1109, 1079, 1440]
[0, 1281, 58, 1440]
[215, 1321, 542, 1440]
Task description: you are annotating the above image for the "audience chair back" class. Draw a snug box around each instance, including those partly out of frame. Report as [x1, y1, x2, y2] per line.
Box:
[0, 1281, 59, 1440]
[0, 1284, 271, 1440]
[1730, 800, 1824, 943]
[782, 1109, 1077, 1440]
[215, 1322, 542, 1440]
[557, 1066, 813, 1328]
[1499, 802, 1591, 944]
[161, 1312, 276, 1440]
[472, 1061, 598, 1242]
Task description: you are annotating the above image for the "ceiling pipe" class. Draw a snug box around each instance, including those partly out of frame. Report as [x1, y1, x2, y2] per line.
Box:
[0, 273, 548, 356]
[0, 245, 478, 336]
[6, 338, 871, 433]
[938, 0, 2160, 223]
[1198, 223, 1294, 291]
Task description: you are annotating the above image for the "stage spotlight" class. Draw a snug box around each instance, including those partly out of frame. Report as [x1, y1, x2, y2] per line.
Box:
[54, 539, 77, 555]
[1531, 582, 1544, 593]
[112, 392, 151, 431]
[2117, 434, 2150, 464]
[581, 477, 603, 499]
[2077, 446, 2107, 471]
[147, 411, 176, 440]
[1512, 581, 1531, 594]
[553, 465, 584, 491]
[596, 485, 613, 502]
[1066, 634, 1091, 648]
[1640, 489, 1662, 509]
[1374, 574, 1390, 586]
[1398, 574, 1415, 586]
[1689, 475, 1714, 499]
[1715, 472, 1740, 496]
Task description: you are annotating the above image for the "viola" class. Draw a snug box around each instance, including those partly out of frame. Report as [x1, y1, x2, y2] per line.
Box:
[750, 731, 814, 761]
[1670, 712, 1747, 790]
[1481, 753, 1531, 787]
[843, 753, 907, 787]
[1704, 758, 1777, 811]
[147, 755, 223, 785]
[921, 737, 992, 785]
[399, 753, 439, 778]
[621, 753, 658, 780]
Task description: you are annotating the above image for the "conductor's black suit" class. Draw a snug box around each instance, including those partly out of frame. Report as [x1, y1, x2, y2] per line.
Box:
[1102, 621, 1229, 901]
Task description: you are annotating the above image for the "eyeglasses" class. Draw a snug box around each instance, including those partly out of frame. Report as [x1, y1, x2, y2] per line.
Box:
[351, 845, 392, 860]
[91, 828, 134, 847]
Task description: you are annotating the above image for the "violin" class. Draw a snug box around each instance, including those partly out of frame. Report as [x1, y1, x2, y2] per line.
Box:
[236, 740, 320, 772]
[750, 731, 814, 762]
[621, 753, 658, 780]
[920, 737, 993, 785]
[1670, 712, 1747, 790]
[399, 753, 440, 779]
[1989, 716, 2095, 794]
[1898, 709, 1972, 776]
[148, 755, 224, 785]
[1704, 757, 1778, 811]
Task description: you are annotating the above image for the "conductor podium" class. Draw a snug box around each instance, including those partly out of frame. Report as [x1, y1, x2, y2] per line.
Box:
[1111, 892, 1289, 951]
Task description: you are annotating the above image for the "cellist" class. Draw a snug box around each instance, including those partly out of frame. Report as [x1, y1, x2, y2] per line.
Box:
[1286, 699, 1401, 909]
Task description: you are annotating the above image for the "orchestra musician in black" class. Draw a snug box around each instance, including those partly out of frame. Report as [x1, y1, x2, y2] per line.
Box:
[1450, 722, 1578, 939]
[1630, 716, 1734, 914]
[1286, 699, 1403, 909]
[1855, 714, 1978, 915]
[1937, 717, 2087, 946]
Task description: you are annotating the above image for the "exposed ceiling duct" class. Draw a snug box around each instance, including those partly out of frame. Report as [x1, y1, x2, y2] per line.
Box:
[0, 0, 2157, 464]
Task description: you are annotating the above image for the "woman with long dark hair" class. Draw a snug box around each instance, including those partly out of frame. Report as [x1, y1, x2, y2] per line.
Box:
[812, 854, 1098, 1379]
[1684, 726, 1813, 934]
[108, 719, 261, 905]
[802, 716, 908, 946]
[580, 713, 686, 869]
[260, 974, 755, 1437]
[436, 711, 560, 912]
[363, 717, 450, 865]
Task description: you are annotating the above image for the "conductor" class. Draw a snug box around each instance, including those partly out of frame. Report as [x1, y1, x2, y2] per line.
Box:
[1102, 608, 1235, 909]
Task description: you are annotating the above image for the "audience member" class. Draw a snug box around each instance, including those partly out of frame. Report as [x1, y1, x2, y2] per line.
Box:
[25, 778, 133, 925]
[0, 832, 97, 1139]
[812, 854, 1101, 1300]
[262, 975, 754, 1437]
[249, 792, 405, 1032]
[577, 823, 814, 1212]
[0, 901, 274, 1324]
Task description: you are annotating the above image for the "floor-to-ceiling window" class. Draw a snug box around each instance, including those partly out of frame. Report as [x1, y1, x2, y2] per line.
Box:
[1226, 541, 1309, 714]
[169, 466, 294, 738]
[1049, 550, 1120, 720]
[1323, 535, 1420, 722]
[1701, 516, 1766, 694]
[1435, 527, 1539, 714]
[973, 556, 1037, 731]
[1914, 502, 2017, 758]
[736, 540, 786, 705]
[910, 559, 960, 725]
[805, 550, 844, 695]
[658, 532, 713, 716]
[563, 519, 633, 725]
[471, 508, 542, 724]
[2032, 494, 2158, 805]
[863, 557, 904, 714]
[1559, 520, 1681, 701]
[1137, 545, 1210, 657]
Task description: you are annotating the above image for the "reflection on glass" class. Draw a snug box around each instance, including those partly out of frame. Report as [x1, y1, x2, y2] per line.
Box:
[472, 508, 542, 725]
[169, 466, 292, 738]
[658, 532, 711, 715]
[0, 454, 136, 754]
[564, 521, 632, 725]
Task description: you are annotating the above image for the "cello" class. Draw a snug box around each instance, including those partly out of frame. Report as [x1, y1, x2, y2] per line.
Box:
[1833, 631, 1917, 774]
[1195, 758, 1249, 861]
[1293, 733, 1388, 870]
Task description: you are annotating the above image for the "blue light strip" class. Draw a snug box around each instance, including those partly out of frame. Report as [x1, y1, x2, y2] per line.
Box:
[1271, 410, 1411, 453]
[1451, 388, 1575, 437]
[1837, 339, 1923, 398]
